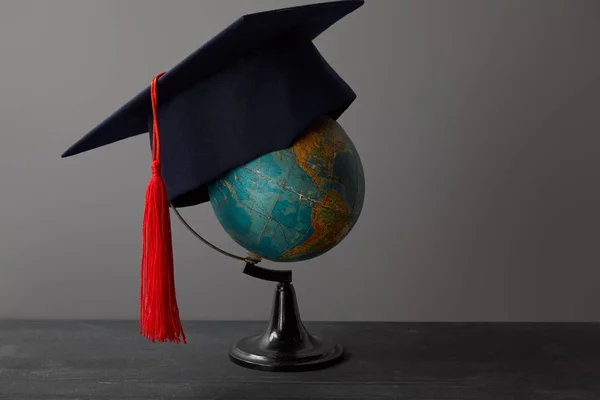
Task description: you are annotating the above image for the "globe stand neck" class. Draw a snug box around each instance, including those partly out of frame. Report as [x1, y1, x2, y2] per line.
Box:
[261, 282, 310, 352]
[229, 275, 344, 371]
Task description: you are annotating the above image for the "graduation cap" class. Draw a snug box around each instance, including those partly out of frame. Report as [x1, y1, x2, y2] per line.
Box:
[62, 0, 364, 344]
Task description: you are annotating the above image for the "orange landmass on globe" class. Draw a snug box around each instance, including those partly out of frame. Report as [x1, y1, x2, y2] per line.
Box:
[280, 190, 351, 259]
[291, 118, 346, 189]
[279, 118, 353, 259]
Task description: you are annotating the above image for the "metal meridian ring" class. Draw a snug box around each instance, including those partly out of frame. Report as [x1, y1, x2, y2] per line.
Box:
[169, 204, 261, 264]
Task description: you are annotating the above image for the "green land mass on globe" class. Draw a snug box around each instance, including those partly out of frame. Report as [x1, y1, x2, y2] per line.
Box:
[208, 117, 365, 262]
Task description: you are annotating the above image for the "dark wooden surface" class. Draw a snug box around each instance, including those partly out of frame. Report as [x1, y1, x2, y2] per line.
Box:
[0, 320, 599, 399]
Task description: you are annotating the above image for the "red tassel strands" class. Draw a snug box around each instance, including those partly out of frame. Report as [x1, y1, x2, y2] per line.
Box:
[139, 72, 186, 343]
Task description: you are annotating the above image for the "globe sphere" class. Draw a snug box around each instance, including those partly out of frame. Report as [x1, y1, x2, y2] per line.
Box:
[208, 116, 365, 262]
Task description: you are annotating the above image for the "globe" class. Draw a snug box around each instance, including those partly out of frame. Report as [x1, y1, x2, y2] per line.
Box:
[208, 116, 365, 263]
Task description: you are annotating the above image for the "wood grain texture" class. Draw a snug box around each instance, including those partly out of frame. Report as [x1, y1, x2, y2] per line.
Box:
[0, 321, 599, 399]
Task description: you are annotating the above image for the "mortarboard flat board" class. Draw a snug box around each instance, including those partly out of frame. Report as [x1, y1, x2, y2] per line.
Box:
[62, 0, 364, 208]
[61, 0, 364, 344]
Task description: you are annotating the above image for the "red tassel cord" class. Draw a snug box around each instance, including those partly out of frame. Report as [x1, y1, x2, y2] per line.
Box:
[139, 72, 186, 343]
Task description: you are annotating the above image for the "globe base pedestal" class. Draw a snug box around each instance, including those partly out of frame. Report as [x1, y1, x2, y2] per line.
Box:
[229, 282, 344, 372]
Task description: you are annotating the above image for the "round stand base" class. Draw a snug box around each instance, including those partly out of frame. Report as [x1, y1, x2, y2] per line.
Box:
[229, 334, 344, 372]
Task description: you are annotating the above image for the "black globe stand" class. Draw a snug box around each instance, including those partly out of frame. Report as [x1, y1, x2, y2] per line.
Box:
[228, 263, 344, 372]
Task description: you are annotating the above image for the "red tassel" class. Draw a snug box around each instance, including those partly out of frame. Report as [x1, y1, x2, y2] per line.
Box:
[139, 73, 186, 344]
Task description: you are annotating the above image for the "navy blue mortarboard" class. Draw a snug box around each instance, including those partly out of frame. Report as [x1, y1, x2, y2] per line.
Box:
[61, 0, 364, 344]
[62, 0, 364, 208]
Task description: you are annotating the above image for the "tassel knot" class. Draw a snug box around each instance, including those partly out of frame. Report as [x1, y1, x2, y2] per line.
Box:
[151, 160, 161, 177]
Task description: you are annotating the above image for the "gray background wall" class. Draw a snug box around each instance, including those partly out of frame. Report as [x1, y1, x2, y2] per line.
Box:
[0, 0, 599, 322]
